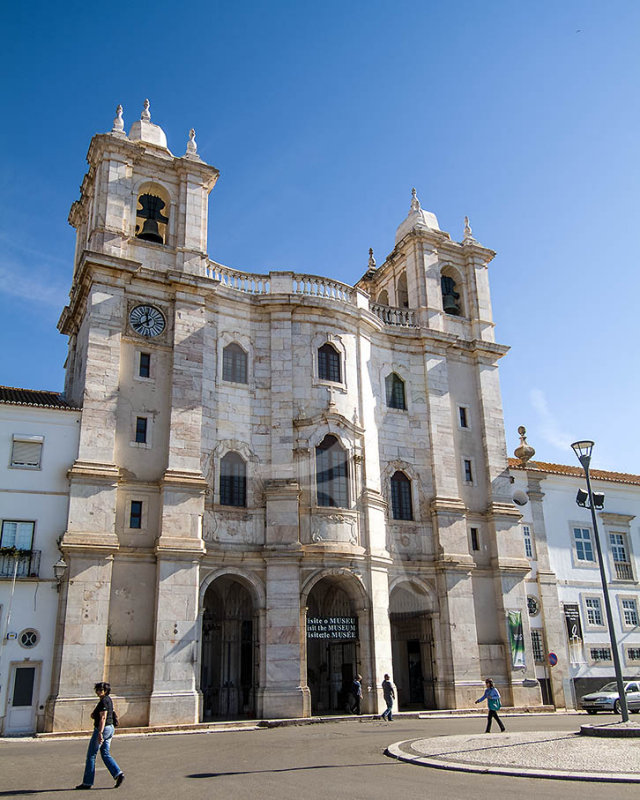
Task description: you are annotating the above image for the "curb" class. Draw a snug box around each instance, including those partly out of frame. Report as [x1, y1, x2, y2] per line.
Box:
[385, 738, 640, 783]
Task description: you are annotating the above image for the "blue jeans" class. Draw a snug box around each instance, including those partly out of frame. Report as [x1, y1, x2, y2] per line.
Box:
[381, 698, 393, 720]
[82, 725, 122, 786]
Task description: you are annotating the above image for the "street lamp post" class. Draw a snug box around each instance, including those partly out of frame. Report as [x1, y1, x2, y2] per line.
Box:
[571, 440, 629, 722]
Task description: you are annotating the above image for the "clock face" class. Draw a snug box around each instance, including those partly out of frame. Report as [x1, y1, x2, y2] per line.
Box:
[129, 305, 165, 337]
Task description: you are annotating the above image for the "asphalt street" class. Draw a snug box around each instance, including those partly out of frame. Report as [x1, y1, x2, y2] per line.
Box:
[1, 714, 637, 800]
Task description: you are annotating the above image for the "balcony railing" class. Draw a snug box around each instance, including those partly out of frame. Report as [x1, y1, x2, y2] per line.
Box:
[614, 561, 634, 581]
[0, 550, 41, 578]
[370, 303, 418, 327]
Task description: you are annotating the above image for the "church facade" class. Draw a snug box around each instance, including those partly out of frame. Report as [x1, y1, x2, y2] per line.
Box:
[47, 102, 542, 731]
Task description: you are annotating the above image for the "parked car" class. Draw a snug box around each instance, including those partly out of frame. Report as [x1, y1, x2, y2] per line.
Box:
[580, 681, 640, 714]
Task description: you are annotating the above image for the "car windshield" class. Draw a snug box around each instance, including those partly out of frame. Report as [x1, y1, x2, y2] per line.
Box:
[598, 683, 619, 692]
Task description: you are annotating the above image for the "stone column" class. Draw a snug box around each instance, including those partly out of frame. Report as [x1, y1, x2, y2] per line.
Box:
[527, 476, 568, 708]
[49, 281, 123, 730]
[262, 556, 308, 718]
[368, 563, 394, 714]
[149, 291, 207, 725]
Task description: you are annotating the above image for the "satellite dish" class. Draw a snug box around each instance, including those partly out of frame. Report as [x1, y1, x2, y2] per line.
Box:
[513, 490, 528, 506]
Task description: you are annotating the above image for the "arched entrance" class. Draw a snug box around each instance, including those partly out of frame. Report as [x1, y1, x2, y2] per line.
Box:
[306, 576, 361, 715]
[389, 582, 436, 709]
[201, 576, 258, 719]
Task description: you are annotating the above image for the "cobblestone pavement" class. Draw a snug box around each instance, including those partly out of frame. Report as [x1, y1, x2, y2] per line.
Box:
[388, 727, 640, 781]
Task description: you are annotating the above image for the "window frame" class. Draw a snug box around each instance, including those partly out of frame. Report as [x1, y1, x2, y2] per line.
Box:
[385, 373, 407, 411]
[222, 342, 249, 385]
[129, 500, 143, 530]
[315, 434, 349, 508]
[0, 520, 35, 551]
[10, 435, 44, 470]
[219, 451, 247, 508]
[458, 405, 470, 430]
[462, 458, 474, 485]
[522, 524, 535, 559]
[619, 595, 640, 629]
[582, 593, 606, 630]
[390, 471, 413, 521]
[470, 527, 480, 552]
[138, 351, 152, 379]
[317, 343, 342, 384]
[571, 525, 597, 567]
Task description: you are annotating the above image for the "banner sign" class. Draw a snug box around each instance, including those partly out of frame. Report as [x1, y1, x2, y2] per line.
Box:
[563, 603, 583, 641]
[507, 611, 526, 668]
[307, 617, 357, 640]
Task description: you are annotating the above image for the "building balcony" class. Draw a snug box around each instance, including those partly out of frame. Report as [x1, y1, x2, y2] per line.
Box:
[0, 549, 41, 579]
[614, 560, 634, 581]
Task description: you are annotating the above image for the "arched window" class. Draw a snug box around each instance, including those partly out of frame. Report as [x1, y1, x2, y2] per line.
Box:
[318, 343, 341, 383]
[397, 272, 408, 308]
[377, 289, 389, 305]
[223, 343, 248, 384]
[385, 373, 406, 410]
[390, 471, 413, 520]
[316, 435, 349, 508]
[220, 452, 247, 507]
[441, 274, 461, 316]
[135, 187, 170, 245]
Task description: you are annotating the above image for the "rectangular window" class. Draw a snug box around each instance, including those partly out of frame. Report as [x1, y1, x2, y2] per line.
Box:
[523, 525, 534, 559]
[458, 407, 468, 428]
[470, 528, 479, 551]
[10, 435, 44, 469]
[135, 417, 148, 444]
[622, 598, 639, 627]
[0, 521, 34, 550]
[463, 460, 473, 483]
[139, 352, 151, 378]
[129, 501, 143, 529]
[610, 532, 633, 580]
[590, 647, 612, 662]
[585, 597, 603, 626]
[573, 527, 595, 562]
[628, 648, 640, 661]
[531, 630, 544, 663]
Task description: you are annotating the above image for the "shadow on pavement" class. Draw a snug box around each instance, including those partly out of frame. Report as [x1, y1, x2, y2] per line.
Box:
[187, 762, 394, 778]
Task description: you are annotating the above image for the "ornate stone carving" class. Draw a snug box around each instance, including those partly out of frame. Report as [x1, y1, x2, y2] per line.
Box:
[311, 513, 358, 545]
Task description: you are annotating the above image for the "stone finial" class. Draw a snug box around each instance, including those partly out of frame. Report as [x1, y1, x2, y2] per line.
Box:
[112, 104, 124, 134]
[186, 128, 198, 157]
[141, 99, 151, 122]
[410, 187, 421, 213]
[463, 215, 476, 243]
[514, 425, 536, 466]
[368, 247, 376, 270]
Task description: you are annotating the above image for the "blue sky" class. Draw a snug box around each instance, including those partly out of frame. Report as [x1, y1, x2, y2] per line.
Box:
[1, 0, 638, 473]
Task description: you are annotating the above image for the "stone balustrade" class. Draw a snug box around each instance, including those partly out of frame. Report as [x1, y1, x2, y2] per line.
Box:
[370, 303, 418, 327]
[206, 262, 419, 328]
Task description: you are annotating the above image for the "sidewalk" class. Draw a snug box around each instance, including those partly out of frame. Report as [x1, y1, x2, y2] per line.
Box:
[387, 724, 640, 783]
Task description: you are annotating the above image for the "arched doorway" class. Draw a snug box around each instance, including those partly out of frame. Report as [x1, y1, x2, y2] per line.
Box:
[389, 582, 436, 709]
[306, 577, 361, 715]
[201, 576, 257, 719]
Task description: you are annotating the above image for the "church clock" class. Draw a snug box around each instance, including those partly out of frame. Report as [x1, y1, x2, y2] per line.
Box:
[129, 304, 166, 337]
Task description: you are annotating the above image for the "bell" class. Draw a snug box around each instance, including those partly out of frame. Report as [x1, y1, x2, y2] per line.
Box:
[137, 218, 163, 243]
[442, 293, 460, 315]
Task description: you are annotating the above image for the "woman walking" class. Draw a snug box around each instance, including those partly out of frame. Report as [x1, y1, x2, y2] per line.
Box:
[475, 678, 505, 733]
[76, 682, 125, 790]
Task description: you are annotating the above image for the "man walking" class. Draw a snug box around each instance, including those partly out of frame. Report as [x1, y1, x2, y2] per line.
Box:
[381, 674, 395, 721]
[351, 674, 363, 715]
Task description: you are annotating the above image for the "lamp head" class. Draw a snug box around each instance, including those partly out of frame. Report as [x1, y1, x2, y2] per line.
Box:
[576, 488, 589, 507]
[53, 557, 67, 582]
[571, 440, 594, 468]
[592, 492, 605, 510]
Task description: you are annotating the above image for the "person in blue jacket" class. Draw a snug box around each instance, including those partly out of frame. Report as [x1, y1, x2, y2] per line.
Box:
[475, 678, 505, 733]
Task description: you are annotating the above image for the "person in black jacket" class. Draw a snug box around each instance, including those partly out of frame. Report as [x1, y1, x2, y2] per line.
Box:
[76, 682, 125, 790]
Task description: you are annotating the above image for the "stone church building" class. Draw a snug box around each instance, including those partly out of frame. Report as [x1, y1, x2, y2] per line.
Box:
[47, 102, 542, 730]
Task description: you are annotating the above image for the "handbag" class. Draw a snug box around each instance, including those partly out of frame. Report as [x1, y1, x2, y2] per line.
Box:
[488, 697, 501, 711]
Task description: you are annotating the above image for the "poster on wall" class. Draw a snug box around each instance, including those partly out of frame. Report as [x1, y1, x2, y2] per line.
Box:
[507, 611, 526, 668]
[306, 617, 358, 640]
[563, 603, 583, 641]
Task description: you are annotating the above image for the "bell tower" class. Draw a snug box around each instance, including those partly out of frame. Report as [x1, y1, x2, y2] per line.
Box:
[49, 103, 219, 731]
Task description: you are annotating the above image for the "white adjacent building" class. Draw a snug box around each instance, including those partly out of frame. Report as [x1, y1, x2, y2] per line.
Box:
[41, 101, 542, 731]
[0, 388, 80, 734]
[510, 428, 640, 709]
